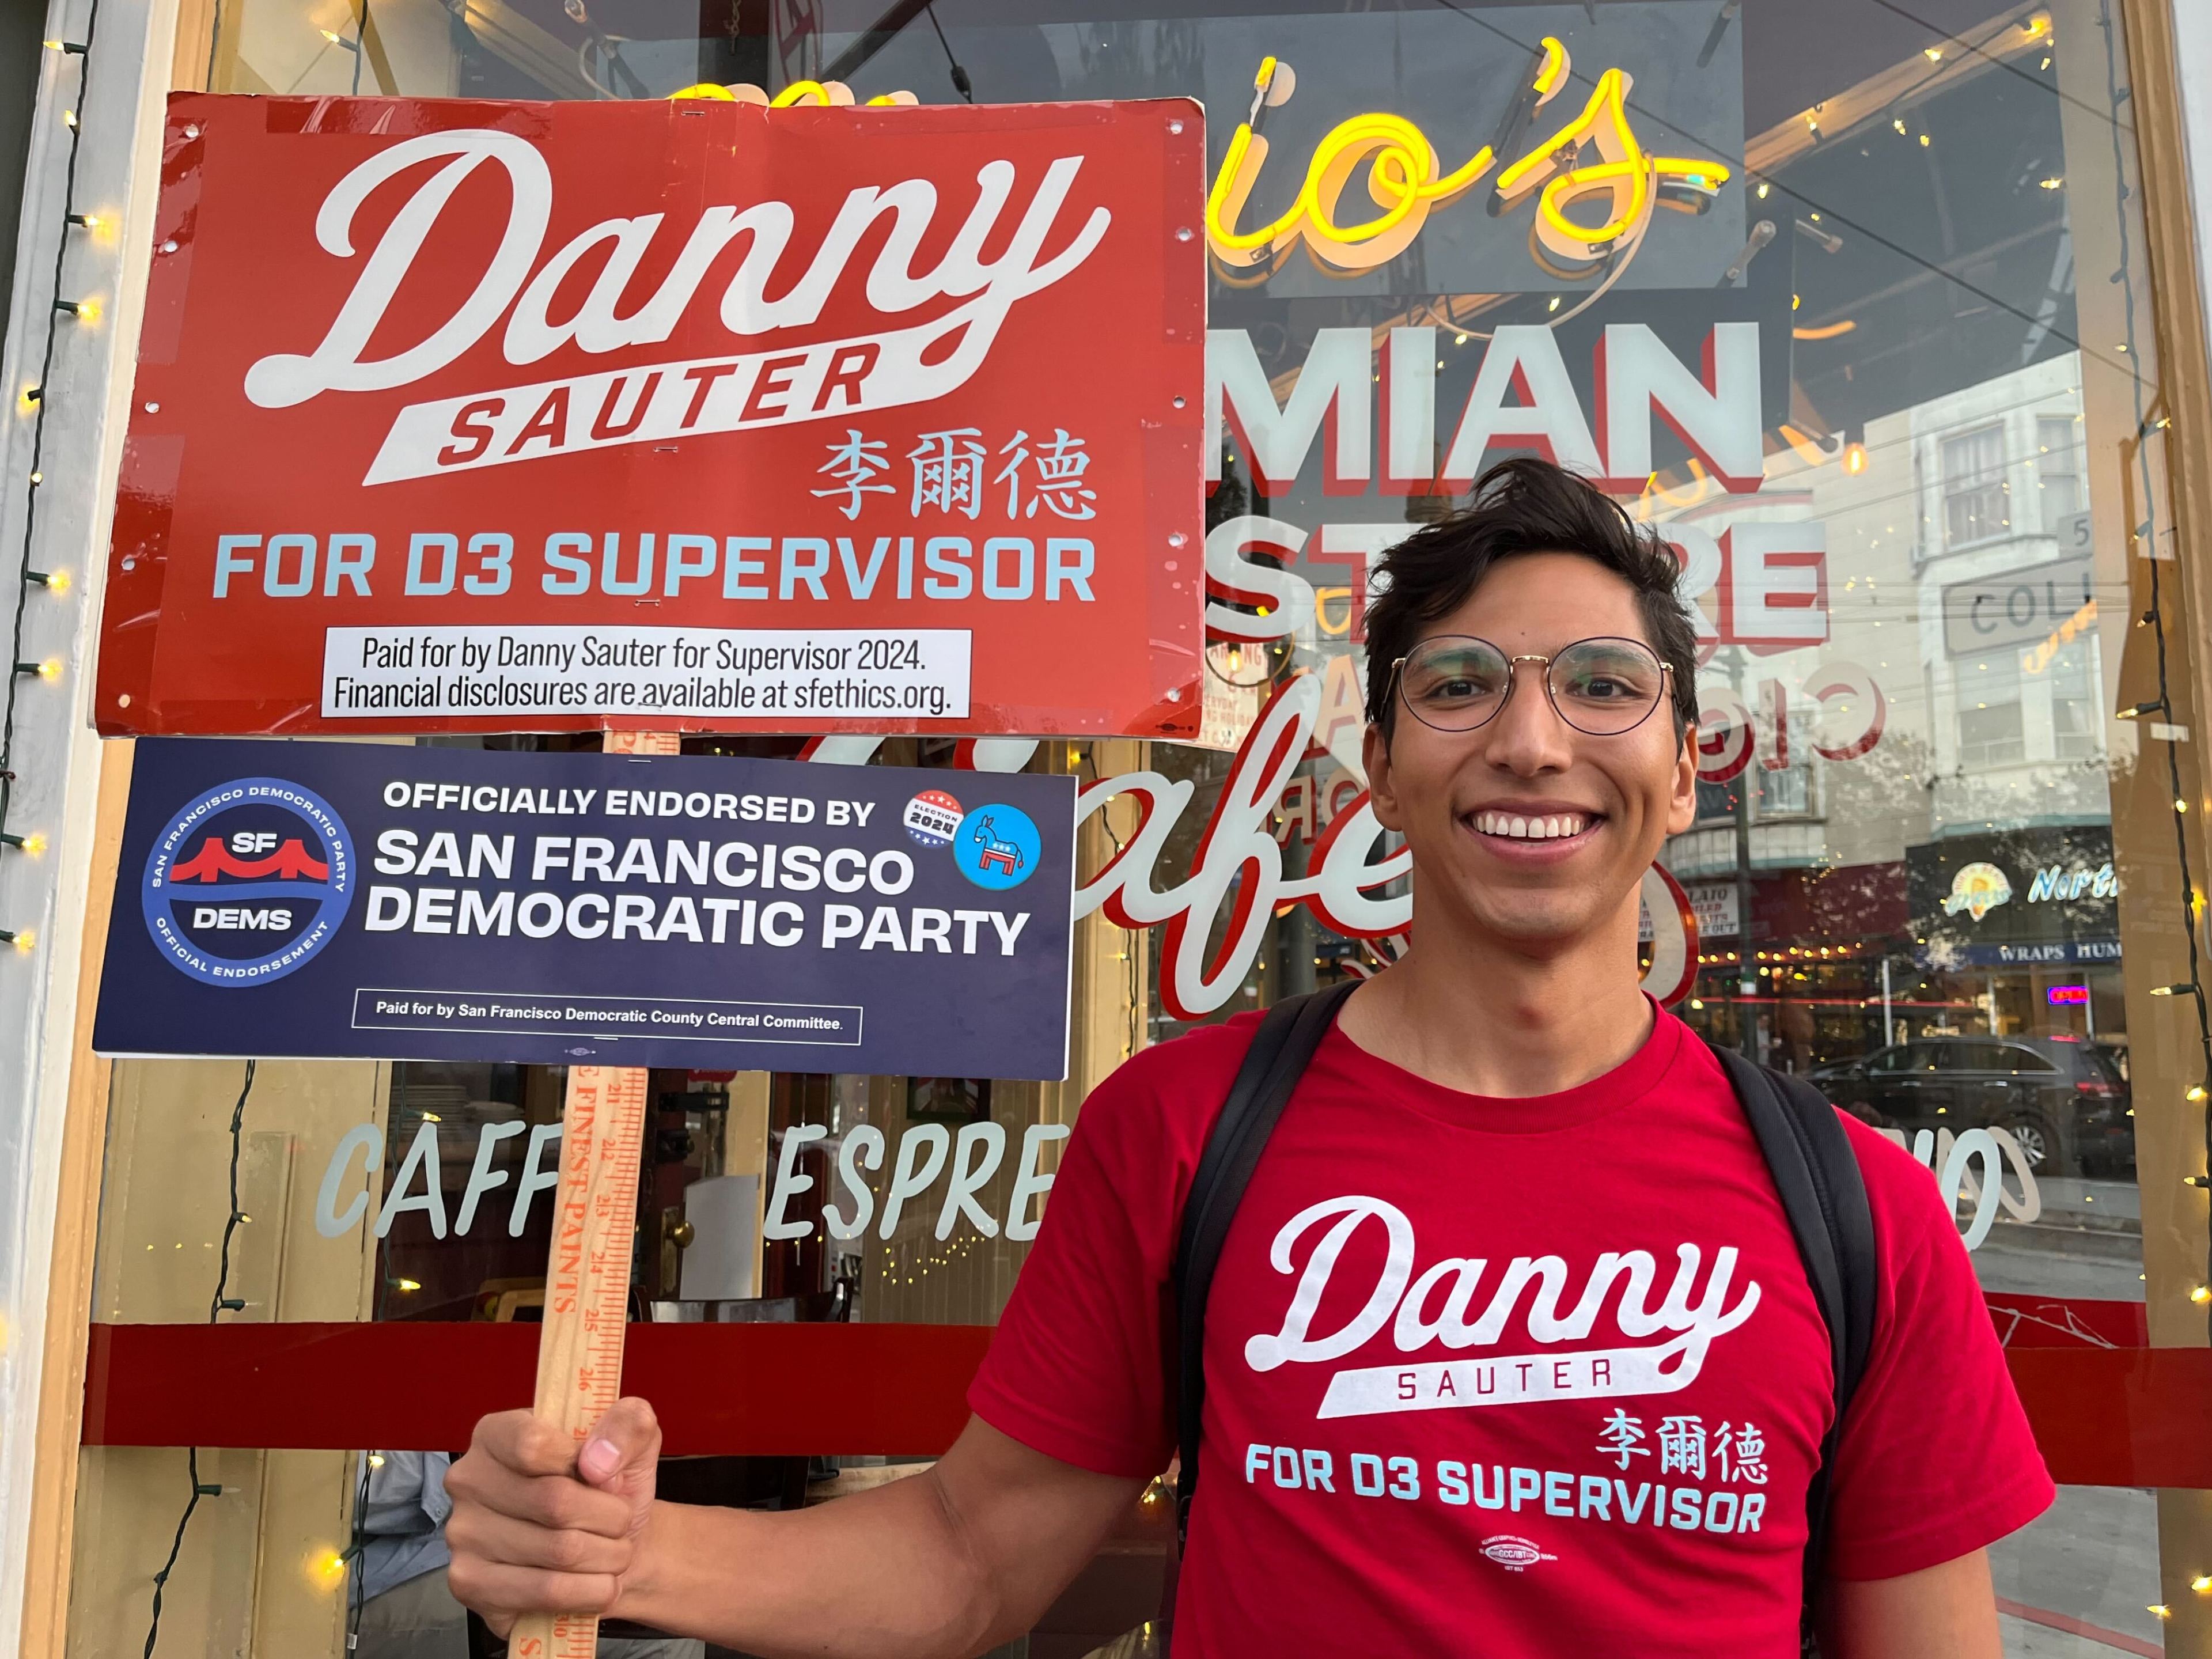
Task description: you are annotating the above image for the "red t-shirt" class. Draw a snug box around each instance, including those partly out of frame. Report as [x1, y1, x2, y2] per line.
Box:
[970, 1002, 2052, 1656]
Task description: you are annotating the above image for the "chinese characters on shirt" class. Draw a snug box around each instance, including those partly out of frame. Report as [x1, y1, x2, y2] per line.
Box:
[1596, 1413, 1767, 1484]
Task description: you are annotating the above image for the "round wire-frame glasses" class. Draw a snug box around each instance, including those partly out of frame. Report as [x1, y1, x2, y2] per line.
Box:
[1392, 634, 1673, 736]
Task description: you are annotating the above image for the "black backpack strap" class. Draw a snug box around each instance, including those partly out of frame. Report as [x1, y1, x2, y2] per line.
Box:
[1706, 1043, 1877, 1645]
[1171, 981, 1358, 1548]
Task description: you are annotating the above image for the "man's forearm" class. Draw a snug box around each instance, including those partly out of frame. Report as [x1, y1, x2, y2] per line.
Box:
[611, 1471, 1005, 1659]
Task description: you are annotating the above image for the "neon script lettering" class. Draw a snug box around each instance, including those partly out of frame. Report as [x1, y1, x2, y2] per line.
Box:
[1206, 43, 1728, 279]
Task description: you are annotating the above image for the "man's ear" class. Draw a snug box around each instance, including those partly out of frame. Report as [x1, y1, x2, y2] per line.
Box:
[1665, 720, 1700, 836]
[1364, 721, 1403, 832]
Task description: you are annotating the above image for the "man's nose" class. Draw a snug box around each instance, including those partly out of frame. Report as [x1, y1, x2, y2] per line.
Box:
[1480, 662, 1575, 774]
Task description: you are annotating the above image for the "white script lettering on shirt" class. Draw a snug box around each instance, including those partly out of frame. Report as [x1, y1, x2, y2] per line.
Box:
[1243, 1196, 1762, 1422]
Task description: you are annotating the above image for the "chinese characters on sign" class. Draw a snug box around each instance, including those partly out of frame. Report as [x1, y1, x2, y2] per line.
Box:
[813, 428, 1101, 523]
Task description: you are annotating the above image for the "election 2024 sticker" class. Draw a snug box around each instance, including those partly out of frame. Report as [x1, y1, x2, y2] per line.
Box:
[955, 804, 1040, 891]
[904, 789, 964, 849]
[140, 778, 355, 985]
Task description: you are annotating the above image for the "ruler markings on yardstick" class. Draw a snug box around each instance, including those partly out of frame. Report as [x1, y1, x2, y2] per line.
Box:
[512, 729, 678, 1659]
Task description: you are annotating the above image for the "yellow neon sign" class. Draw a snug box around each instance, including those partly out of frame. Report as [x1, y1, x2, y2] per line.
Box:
[668, 78, 917, 107]
[1206, 43, 1730, 282]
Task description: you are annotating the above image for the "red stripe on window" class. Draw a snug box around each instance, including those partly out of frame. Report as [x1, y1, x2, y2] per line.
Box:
[2003, 1346, 2212, 1488]
[79, 1316, 2212, 1487]
[81, 1321, 994, 1455]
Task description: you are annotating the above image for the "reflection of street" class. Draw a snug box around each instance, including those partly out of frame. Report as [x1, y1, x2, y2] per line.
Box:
[1975, 1177, 2153, 1655]
[1991, 1487, 2162, 1657]
[1976, 1243, 2145, 1303]
[1972, 1177, 2145, 1304]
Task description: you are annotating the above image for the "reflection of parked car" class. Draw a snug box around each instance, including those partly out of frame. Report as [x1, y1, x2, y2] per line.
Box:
[1811, 1036, 2131, 1176]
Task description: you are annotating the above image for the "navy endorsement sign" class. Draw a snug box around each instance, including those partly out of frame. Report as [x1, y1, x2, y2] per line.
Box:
[94, 739, 1077, 1080]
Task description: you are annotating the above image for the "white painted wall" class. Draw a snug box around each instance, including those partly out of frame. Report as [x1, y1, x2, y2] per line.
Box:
[0, 0, 175, 1642]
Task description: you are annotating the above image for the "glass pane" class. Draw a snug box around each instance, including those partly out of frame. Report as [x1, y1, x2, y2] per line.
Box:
[83, 1, 2194, 1655]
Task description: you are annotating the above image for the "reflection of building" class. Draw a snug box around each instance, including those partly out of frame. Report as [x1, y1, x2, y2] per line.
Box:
[1907, 827, 2124, 1043]
[1910, 359, 2107, 837]
[1664, 355, 2118, 1069]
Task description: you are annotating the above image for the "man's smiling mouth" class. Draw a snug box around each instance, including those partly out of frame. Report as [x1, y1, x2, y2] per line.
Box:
[1468, 810, 1600, 842]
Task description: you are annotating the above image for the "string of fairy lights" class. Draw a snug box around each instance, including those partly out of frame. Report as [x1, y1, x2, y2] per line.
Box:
[2086, 6, 2212, 1372]
[6, 9, 295, 1652]
[1, 7, 105, 952]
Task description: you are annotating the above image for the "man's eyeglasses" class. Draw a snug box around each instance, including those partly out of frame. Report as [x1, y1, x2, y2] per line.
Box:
[1392, 635, 1673, 736]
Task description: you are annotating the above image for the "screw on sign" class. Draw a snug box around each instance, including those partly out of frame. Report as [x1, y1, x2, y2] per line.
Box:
[510, 729, 671, 1659]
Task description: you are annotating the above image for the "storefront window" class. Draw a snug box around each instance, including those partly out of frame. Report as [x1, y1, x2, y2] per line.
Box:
[65, 2, 2205, 1656]
[1944, 425, 2010, 548]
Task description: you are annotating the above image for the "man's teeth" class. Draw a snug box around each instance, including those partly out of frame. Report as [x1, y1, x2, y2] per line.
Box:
[1474, 811, 1589, 840]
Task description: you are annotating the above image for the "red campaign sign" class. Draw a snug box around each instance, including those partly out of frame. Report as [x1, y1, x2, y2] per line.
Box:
[100, 94, 1205, 738]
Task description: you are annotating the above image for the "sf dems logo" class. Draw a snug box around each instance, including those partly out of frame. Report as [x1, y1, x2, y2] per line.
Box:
[141, 778, 356, 984]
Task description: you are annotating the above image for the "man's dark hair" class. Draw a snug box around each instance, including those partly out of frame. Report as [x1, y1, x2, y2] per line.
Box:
[1363, 456, 1700, 738]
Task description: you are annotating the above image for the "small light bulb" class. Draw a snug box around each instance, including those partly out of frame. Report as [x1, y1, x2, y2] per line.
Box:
[1919, 133, 1931, 147]
[1547, 296, 1561, 313]
[2190, 1085, 2207, 1103]
[17, 834, 47, 855]
[2192, 1575, 2211, 1594]
[3, 928, 33, 953]
[62, 109, 77, 129]
[396, 1278, 422, 1292]
[36, 658, 60, 681]
[2178, 798, 2190, 815]
[41, 570, 69, 596]
[2040, 177, 2063, 191]
[1925, 46, 1944, 60]
[2192, 1285, 2210, 1305]
[2153, 1604, 2172, 1619]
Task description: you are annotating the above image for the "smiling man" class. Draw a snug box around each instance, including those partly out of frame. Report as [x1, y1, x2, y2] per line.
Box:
[444, 458, 2051, 1657]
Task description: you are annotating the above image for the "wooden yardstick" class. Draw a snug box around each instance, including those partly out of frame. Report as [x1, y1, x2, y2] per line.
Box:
[510, 729, 678, 1659]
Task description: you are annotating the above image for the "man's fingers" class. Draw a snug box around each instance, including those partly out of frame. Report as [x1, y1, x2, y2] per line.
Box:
[469, 1408, 581, 1478]
[577, 1396, 661, 1488]
[446, 1457, 636, 1538]
[445, 1503, 633, 1578]
[445, 1555, 621, 1622]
